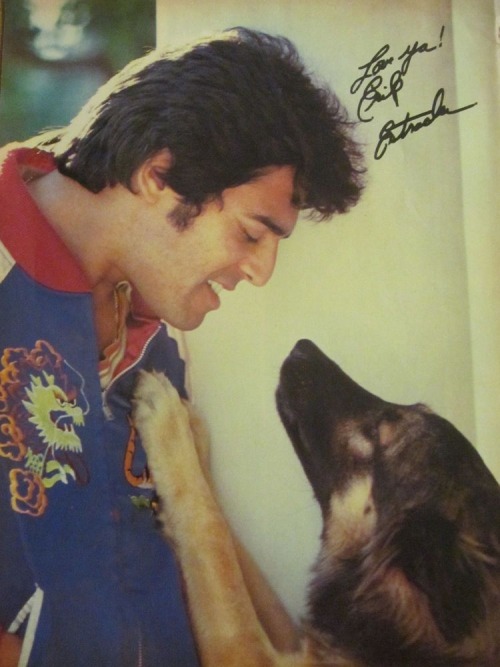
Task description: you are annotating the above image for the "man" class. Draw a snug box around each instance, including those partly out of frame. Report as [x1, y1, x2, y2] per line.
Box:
[0, 28, 363, 666]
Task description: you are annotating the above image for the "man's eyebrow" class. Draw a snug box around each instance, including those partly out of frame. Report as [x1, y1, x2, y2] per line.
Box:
[249, 214, 292, 238]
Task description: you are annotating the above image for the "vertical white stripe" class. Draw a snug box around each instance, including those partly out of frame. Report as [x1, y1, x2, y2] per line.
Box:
[0, 240, 14, 283]
[495, 0, 500, 42]
[16, 586, 44, 667]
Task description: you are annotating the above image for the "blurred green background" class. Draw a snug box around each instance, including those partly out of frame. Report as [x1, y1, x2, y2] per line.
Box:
[0, 0, 155, 144]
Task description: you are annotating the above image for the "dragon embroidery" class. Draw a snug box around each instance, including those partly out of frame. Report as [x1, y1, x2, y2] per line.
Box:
[0, 340, 89, 516]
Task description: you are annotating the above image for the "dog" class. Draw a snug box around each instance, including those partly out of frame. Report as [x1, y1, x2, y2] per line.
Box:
[133, 339, 500, 666]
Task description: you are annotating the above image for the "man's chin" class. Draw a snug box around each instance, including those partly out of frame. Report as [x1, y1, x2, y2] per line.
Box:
[132, 291, 210, 331]
[163, 310, 208, 332]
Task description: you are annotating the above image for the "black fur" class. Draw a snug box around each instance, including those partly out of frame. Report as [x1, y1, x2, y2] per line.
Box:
[38, 29, 364, 221]
[276, 339, 500, 666]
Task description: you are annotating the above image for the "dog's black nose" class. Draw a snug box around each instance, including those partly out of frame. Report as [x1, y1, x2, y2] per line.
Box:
[287, 340, 336, 372]
[289, 339, 322, 359]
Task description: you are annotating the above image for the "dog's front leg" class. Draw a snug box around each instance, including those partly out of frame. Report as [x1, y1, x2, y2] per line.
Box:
[133, 372, 284, 667]
[181, 390, 301, 655]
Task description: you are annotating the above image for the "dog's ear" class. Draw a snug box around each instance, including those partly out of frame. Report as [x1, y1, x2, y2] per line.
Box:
[394, 508, 485, 643]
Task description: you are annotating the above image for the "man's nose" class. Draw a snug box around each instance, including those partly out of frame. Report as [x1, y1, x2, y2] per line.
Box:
[239, 237, 279, 287]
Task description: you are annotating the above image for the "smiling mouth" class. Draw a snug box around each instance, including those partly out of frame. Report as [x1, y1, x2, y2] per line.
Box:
[207, 280, 224, 295]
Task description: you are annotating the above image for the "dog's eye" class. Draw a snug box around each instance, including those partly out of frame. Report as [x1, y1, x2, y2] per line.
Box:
[362, 410, 402, 445]
[380, 408, 402, 423]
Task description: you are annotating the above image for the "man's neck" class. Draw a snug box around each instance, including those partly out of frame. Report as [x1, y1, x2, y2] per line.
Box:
[27, 170, 129, 352]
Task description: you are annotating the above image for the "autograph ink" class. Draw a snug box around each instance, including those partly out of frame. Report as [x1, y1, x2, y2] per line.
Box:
[374, 88, 478, 160]
[350, 26, 478, 159]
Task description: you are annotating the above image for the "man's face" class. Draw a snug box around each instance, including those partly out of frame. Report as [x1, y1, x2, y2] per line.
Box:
[120, 165, 299, 330]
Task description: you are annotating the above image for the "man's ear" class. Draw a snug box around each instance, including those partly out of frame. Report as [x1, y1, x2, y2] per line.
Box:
[131, 149, 173, 202]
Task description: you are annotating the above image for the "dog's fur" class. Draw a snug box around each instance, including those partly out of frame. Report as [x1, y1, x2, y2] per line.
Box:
[133, 339, 500, 666]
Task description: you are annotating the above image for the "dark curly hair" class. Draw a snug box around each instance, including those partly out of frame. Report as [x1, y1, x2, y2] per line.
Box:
[44, 28, 364, 220]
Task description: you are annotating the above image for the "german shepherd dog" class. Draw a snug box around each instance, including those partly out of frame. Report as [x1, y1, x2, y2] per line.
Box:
[133, 339, 500, 666]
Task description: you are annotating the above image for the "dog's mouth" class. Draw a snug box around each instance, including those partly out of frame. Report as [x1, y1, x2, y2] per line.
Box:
[276, 339, 387, 508]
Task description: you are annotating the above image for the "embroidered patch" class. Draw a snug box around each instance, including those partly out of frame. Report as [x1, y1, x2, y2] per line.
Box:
[124, 414, 153, 490]
[0, 340, 90, 517]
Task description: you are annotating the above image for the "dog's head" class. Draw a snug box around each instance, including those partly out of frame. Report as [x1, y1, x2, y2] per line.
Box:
[276, 339, 500, 666]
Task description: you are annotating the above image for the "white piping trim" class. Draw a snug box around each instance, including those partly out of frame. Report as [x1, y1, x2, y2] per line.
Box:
[7, 585, 45, 667]
[0, 240, 15, 283]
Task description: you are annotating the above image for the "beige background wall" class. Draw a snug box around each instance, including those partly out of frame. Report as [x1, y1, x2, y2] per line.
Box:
[452, 0, 500, 478]
[157, 0, 499, 618]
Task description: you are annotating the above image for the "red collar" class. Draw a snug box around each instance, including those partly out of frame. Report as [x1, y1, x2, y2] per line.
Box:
[0, 146, 91, 292]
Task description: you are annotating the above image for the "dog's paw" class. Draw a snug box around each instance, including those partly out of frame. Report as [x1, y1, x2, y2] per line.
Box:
[134, 370, 179, 414]
[132, 371, 189, 455]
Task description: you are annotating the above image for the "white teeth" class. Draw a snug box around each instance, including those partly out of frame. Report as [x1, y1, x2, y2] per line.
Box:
[208, 280, 223, 295]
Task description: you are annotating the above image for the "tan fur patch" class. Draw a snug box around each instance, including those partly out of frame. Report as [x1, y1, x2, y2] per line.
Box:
[325, 476, 376, 558]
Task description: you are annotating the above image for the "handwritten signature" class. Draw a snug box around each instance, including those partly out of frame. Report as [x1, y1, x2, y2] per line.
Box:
[350, 28, 478, 159]
[374, 88, 477, 160]
[351, 39, 441, 122]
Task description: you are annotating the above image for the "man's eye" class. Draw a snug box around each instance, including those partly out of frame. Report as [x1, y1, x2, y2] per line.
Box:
[244, 231, 259, 244]
[240, 225, 259, 244]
